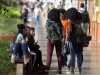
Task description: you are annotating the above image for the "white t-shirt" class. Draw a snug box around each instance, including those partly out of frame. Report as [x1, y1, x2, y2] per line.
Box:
[34, 7, 41, 16]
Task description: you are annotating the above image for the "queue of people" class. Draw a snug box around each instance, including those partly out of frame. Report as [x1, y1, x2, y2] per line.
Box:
[10, 1, 91, 74]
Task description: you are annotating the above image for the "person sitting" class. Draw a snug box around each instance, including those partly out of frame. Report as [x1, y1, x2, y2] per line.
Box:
[11, 24, 30, 64]
[27, 27, 45, 69]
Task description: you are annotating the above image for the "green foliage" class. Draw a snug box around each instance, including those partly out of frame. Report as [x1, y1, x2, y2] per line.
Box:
[8, 7, 21, 18]
[0, 7, 21, 18]
[0, 41, 16, 75]
[0, 18, 21, 35]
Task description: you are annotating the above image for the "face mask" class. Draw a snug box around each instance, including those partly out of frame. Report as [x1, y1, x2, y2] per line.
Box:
[51, 5, 53, 7]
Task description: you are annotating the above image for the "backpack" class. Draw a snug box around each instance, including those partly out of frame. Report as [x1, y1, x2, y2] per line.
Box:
[81, 11, 89, 23]
[71, 24, 85, 43]
[10, 41, 14, 53]
[83, 34, 92, 47]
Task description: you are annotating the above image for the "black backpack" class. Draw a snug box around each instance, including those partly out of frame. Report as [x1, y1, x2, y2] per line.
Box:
[81, 11, 89, 23]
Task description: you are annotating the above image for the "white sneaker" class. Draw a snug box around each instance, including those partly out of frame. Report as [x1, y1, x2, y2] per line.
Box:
[11, 55, 15, 63]
[24, 58, 29, 64]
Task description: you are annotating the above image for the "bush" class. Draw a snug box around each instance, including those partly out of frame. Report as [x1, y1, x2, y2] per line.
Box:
[8, 7, 21, 18]
[0, 18, 21, 35]
[0, 7, 21, 18]
[0, 41, 16, 75]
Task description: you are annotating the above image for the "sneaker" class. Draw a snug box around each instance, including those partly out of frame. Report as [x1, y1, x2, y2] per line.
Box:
[75, 69, 81, 74]
[64, 67, 70, 71]
[11, 55, 15, 63]
[55, 71, 62, 74]
[39, 70, 49, 74]
[66, 71, 74, 74]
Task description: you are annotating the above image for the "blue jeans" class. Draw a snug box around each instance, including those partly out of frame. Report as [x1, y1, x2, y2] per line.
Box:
[81, 23, 88, 33]
[67, 52, 83, 68]
[62, 55, 67, 67]
[13, 43, 30, 59]
[69, 42, 82, 69]
[35, 15, 39, 24]
[62, 40, 67, 67]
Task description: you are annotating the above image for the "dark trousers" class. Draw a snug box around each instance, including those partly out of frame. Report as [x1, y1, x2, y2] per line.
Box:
[46, 40, 62, 70]
[29, 44, 43, 66]
[62, 40, 67, 67]
[35, 50, 43, 66]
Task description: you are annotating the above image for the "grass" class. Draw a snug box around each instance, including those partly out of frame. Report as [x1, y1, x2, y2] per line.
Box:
[0, 41, 16, 75]
[0, 17, 21, 35]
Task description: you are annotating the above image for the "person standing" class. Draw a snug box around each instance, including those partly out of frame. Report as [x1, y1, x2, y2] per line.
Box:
[57, 1, 63, 9]
[39, 9, 63, 74]
[33, 4, 41, 25]
[64, 8, 83, 74]
[58, 9, 69, 68]
[48, 3, 54, 12]
[79, 3, 90, 34]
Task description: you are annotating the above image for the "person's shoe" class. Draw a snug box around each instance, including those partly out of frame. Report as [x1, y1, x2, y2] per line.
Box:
[39, 70, 49, 74]
[75, 69, 81, 74]
[55, 71, 62, 74]
[64, 67, 70, 71]
[66, 71, 74, 74]
[24, 58, 29, 64]
[11, 55, 15, 63]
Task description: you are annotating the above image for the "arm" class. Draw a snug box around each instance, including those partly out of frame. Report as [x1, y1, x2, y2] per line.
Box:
[39, 8, 42, 14]
[65, 29, 69, 44]
[33, 11, 35, 16]
[68, 20, 72, 34]
[45, 27, 47, 31]
[33, 8, 35, 16]
[88, 15, 90, 28]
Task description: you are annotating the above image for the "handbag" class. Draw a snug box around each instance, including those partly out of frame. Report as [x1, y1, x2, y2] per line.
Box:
[83, 34, 92, 47]
[61, 38, 70, 56]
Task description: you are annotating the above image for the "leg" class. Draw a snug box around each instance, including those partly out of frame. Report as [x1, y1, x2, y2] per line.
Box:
[67, 58, 71, 69]
[80, 52, 83, 67]
[21, 40, 29, 63]
[34, 15, 37, 24]
[83, 23, 88, 33]
[37, 16, 39, 24]
[76, 53, 81, 69]
[62, 55, 67, 67]
[46, 41, 54, 70]
[38, 50, 43, 66]
[55, 40, 62, 71]
[69, 42, 75, 71]
[11, 40, 21, 63]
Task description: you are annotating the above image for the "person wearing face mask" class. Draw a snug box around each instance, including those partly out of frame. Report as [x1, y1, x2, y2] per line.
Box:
[48, 2, 54, 12]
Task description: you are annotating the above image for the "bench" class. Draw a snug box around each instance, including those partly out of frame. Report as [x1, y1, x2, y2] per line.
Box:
[16, 52, 36, 75]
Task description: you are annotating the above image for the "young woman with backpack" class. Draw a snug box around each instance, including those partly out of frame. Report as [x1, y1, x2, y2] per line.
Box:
[64, 8, 84, 74]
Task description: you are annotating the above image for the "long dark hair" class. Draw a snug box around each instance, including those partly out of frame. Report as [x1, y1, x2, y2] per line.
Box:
[17, 24, 25, 34]
[12, 24, 26, 43]
[48, 8, 60, 22]
[64, 8, 79, 23]
[27, 27, 35, 45]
